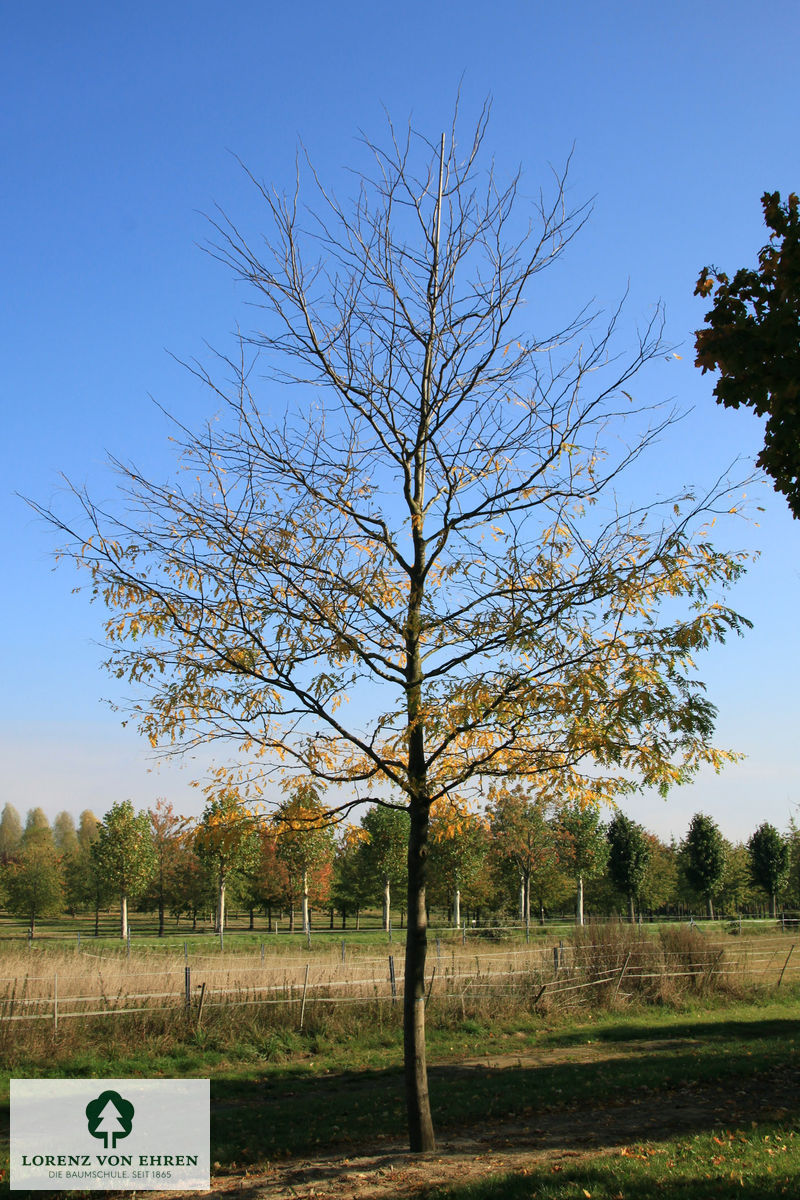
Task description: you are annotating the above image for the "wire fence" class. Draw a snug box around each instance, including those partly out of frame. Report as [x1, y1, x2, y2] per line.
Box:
[1, 935, 796, 1028]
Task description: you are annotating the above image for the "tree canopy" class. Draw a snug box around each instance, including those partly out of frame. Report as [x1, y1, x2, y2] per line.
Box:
[695, 191, 800, 518]
[35, 107, 749, 1152]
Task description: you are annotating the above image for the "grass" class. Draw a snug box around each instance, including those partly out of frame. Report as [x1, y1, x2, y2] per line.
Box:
[421, 1124, 799, 1198]
[0, 926, 797, 1196]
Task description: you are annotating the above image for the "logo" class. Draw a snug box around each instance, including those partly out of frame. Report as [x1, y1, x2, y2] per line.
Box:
[11, 1079, 209, 1190]
[86, 1089, 135, 1149]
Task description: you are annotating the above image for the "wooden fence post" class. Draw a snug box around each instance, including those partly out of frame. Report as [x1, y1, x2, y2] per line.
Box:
[185, 966, 191, 1012]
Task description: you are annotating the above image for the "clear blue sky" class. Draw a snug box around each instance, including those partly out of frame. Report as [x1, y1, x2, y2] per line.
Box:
[2, 1, 798, 842]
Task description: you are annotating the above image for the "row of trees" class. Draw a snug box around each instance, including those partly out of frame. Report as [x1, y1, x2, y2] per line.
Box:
[1, 796, 796, 936]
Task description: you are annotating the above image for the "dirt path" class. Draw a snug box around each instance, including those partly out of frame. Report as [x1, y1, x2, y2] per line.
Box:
[150, 1054, 798, 1200]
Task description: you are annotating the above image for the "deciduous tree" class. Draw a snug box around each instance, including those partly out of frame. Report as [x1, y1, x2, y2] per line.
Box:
[274, 784, 335, 935]
[92, 800, 156, 937]
[747, 821, 789, 918]
[555, 801, 609, 926]
[195, 792, 260, 933]
[606, 812, 651, 922]
[695, 191, 800, 518]
[681, 812, 726, 919]
[0, 803, 23, 860]
[359, 804, 409, 932]
[35, 109, 749, 1151]
[1, 838, 63, 935]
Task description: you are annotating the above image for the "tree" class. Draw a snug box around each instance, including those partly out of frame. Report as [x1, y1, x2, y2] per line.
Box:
[606, 812, 651, 922]
[428, 803, 488, 928]
[331, 826, 371, 929]
[359, 804, 409, 932]
[681, 812, 726, 919]
[488, 785, 559, 927]
[274, 784, 335, 935]
[64, 809, 110, 931]
[146, 798, 187, 935]
[53, 811, 79, 855]
[92, 800, 156, 937]
[0, 803, 22, 860]
[695, 191, 800, 518]
[35, 110, 750, 1152]
[747, 822, 790, 918]
[23, 808, 53, 849]
[195, 792, 260, 933]
[1, 838, 63, 934]
[555, 801, 609, 925]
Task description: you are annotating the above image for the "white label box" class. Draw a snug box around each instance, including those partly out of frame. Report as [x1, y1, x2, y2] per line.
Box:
[11, 1079, 210, 1191]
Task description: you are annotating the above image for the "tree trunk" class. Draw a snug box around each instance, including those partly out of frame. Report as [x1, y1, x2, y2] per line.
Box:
[771, 892, 777, 919]
[289, 901, 295, 932]
[576, 874, 584, 926]
[383, 875, 392, 933]
[120, 893, 128, 939]
[453, 887, 461, 930]
[217, 875, 226, 934]
[706, 894, 714, 920]
[158, 896, 165, 937]
[302, 869, 310, 936]
[404, 799, 436, 1152]
[628, 892, 636, 924]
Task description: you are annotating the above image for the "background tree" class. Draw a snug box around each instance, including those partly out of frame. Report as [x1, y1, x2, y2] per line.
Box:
[168, 834, 213, 930]
[681, 812, 726, 919]
[146, 798, 187, 935]
[64, 809, 110, 931]
[489, 786, 559, 928]
[695, 191, 800, 518]
[195, 792, 260, 933]
[92, 800, 156, 937]
[359, 804, 409, 932]
[0, 803, 23, 860]
[555, 801, 609, 926]
[606, 812, 651, 922]
[237, 827, 289, 930]
[747, 822, 790, 918]
[53, 811, 78, 855]
[428, 803, 488, 928]
[331, 826, 371, 929]
[23, 808, 53, 848]
[717, 840, 757, 916]
[275, 784, 335, 935]
[36, 111, 750, 1153]
[1, 836, 63, 935]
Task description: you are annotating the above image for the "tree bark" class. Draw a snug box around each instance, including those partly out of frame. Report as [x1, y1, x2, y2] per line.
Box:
[383, 875, 391, 933]
[453, 887, 460, 930]
[217, 875, 226, 934]
[302, 869, 310, 936]
[120, 893, 128, 939]
[628, 893, 636, 924]
[404, 799, 436, 1152]
[576, 874, 584, 926]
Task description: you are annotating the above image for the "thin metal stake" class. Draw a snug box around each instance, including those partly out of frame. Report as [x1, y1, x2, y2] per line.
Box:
[299, 964, 310, 1029]
[53, 973, 58, 1033]
[778, 944, 795, 987]
[185, 965, 191, 1011]
[389, 955, 397, 1003]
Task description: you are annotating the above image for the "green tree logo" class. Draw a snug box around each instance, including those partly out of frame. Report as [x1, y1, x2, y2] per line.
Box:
[85, 1090, 135, 1149]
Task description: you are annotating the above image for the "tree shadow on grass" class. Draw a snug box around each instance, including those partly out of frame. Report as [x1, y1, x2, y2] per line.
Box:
[210, 1038, 798, 1167]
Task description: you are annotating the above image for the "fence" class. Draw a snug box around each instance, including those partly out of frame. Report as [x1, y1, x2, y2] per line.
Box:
[1, 935, 797, 1028]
